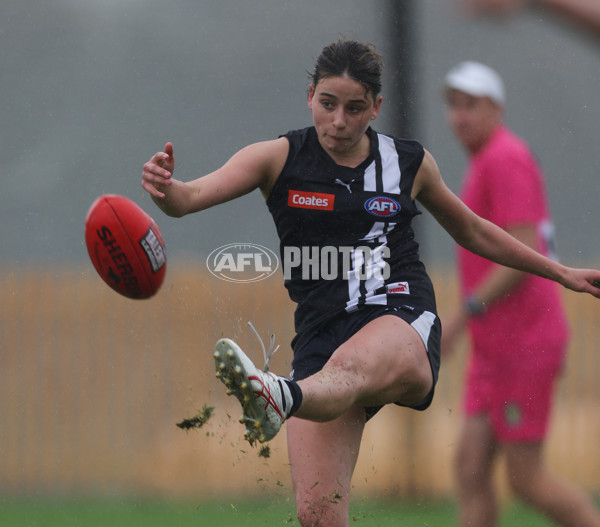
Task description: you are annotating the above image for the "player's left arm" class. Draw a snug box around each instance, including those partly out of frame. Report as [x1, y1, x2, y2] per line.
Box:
[412, 149, 600, 297]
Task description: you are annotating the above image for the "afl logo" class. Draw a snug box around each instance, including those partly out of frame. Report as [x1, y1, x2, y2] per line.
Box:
[364, 196, 400, 217]
[206, 243, 279, 283]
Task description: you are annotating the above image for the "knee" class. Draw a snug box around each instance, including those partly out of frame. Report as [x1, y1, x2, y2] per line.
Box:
[455, 449, 490, 492]
[326, 353, 360, 377]
[505, 452, 545, 503]
[455, 455, 476, 491]
[507, 470, 537, 502]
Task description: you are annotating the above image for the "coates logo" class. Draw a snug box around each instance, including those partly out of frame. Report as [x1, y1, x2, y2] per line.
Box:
[288, 190, 335, 211]
[206, 243, 279, 283]
[364, 196, 400, 217]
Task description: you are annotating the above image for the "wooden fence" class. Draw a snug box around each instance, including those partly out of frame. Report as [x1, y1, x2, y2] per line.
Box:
[1, 264, 599, 501]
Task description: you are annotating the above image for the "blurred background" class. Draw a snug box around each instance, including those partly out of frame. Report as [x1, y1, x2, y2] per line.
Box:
[3, 0, 600, 266]
[1, 0, 599, 521]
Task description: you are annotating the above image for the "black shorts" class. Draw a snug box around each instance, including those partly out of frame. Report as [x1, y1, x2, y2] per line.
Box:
[289, 305, 441, 420]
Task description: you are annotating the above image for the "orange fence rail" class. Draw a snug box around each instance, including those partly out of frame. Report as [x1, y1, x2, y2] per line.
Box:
[1, 265, 599, 500]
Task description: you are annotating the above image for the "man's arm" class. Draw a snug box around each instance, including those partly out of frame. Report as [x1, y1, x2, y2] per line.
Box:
[459, 0, 600, 36]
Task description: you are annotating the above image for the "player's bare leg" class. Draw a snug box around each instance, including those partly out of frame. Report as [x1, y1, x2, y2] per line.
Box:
[505, 442, 600, 527]
[287, 405, 365, 527]
[295, 315, 433, 421]
[456, 415, 500, 526]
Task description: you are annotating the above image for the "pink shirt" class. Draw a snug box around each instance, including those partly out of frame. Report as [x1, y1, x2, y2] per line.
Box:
[458, 125, 569, 368]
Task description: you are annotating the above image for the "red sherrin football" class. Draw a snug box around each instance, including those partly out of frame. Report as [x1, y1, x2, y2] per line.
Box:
[85, 195, 167, 299]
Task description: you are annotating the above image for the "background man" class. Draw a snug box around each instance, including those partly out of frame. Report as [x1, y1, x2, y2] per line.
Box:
[442, 60, 600, 527]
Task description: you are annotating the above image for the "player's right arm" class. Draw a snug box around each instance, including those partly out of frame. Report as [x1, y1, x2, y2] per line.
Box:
[141, 138, 288, 217]
[413, 149, 600, 297]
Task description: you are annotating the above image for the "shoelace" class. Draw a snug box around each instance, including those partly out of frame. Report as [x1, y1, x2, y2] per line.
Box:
[247, 321, 280, 372]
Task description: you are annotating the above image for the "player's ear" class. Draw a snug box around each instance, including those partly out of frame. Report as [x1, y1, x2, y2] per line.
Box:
[307, 84, 315, 110]
[371, 95, 383, 120]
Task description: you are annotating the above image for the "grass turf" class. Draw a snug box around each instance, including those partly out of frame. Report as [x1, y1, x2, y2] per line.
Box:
[0, 497, 559, 526]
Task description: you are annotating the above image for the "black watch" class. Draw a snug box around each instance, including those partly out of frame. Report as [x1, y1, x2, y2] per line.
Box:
[465, 296, 486, 317]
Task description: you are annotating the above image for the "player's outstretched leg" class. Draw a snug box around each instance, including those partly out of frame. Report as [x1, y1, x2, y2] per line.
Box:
[214, 338, 296, 444]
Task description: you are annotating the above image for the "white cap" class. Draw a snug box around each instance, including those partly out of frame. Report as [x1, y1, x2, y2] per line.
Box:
[444, 61, 506, 106]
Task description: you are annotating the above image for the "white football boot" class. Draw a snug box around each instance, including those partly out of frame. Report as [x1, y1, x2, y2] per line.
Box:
[214, 338, 290, 444]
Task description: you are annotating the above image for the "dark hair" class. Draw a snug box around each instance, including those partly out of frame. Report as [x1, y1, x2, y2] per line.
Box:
[309, 39, 384, 99]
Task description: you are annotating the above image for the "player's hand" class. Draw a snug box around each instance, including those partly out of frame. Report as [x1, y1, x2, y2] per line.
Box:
[142, 142, 175, 199]
[562, 268, 600, 298]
